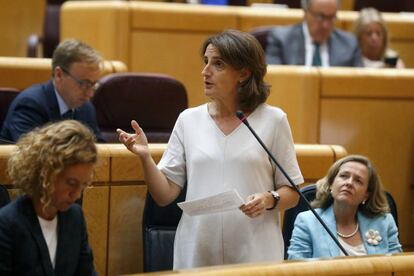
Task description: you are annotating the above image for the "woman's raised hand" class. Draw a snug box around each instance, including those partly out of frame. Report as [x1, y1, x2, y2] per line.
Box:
[117, 120, 150, 158]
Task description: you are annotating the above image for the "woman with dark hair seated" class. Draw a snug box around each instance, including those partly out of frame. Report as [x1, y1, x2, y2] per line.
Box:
[288, 154, 402, 259]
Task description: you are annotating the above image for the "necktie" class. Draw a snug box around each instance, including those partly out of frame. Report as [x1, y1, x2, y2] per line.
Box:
[312, 43, 322, 67]
[62, 109, 74, 120]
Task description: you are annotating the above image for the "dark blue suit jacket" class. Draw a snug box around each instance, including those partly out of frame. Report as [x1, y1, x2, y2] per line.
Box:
[0, 196, 97, 276]
[0, 80, 104, 142]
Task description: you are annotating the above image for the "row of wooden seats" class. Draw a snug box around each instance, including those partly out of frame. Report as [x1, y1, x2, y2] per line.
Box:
[0, 143, 347, 275]
[61, 1, 414, 107]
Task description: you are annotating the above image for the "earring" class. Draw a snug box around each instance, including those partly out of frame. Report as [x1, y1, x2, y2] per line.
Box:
[362, 200, 366, 205]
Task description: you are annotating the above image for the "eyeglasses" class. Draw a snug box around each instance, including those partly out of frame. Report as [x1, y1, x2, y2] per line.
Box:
[309, 10, 337, 23]
[60, 67, 100, 91]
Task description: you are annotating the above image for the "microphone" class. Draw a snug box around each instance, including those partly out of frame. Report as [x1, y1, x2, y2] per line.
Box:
[236, 110, 348, 256]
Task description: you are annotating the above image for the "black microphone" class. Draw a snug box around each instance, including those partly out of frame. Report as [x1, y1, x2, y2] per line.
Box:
[236, 110, 348, 256]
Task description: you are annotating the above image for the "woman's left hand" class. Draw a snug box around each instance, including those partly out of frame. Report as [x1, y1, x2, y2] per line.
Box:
[240, 192, 271, 218]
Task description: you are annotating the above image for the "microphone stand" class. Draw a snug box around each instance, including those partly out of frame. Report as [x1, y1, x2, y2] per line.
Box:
[236, 111, 348, 256]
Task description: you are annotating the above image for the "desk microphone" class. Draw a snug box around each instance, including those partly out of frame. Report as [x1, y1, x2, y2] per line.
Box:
[236, 110, 348, 256]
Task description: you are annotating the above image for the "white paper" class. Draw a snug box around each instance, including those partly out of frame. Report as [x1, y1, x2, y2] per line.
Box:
[177, 190, 245, 216]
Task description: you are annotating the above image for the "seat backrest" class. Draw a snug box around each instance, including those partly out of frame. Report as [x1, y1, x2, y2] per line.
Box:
[282, 184, 316, 259]
[282, 184, 399, 259]
[0, 88, 19, 133]
[42, 2, 64, 58]
[92, 73, 188, 143]
[142, 187, 186, 272]
[250, 26, 273, 52]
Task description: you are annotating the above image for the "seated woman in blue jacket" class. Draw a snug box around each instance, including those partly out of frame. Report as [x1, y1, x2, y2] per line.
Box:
[288, 155, 402, 259]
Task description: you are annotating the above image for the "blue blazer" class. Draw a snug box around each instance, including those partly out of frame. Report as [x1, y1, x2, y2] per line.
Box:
[288, 205, 402, 259]
[0, 80, 104, 142]
[266, 23, 363, 67]
[0, 196, 97, 276]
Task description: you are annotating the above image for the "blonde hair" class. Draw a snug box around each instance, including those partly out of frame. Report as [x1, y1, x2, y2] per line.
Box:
[8, 120, 97, 208]
[353, 7, 388, 59]
[311, 155, 389, 217]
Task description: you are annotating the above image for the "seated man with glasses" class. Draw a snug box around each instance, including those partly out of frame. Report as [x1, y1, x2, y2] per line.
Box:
[266, 0, 362, 67]
[0, 39, 105, 143]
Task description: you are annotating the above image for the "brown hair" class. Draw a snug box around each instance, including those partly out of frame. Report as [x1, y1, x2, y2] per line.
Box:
[52, 39, 102, 75]
[201, 29, 270, 113]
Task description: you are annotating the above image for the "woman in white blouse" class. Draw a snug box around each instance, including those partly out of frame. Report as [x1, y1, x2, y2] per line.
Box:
[118, 30, 303, 269]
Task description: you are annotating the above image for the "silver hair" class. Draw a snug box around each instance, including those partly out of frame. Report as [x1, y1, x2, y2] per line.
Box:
[301, 0, 341, 10]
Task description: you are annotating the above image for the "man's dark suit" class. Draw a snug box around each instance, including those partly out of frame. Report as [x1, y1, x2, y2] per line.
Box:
[266, 23, 363, 67]
[0, 80, 104, 142]
[0, 196, 97, 276]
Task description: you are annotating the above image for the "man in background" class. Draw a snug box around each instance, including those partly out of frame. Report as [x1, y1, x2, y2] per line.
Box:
[0, 39, 104, 142]
[266, 0, 362, 67]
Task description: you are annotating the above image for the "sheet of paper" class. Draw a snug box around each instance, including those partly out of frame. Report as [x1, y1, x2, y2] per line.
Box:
[177, 189, 245, 216]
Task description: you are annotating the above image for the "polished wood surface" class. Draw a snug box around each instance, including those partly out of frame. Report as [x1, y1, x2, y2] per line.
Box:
[1, 143, 347, 275]
[128, 253, 414, 276]
[0, 0, 45, 57]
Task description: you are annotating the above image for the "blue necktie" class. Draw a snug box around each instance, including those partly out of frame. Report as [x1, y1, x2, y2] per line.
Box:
[312, 43, 322, 67]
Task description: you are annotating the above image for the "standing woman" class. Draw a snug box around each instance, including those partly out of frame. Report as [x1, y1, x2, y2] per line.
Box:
[0, 120, 97, 275]
[117, 30, 303, 269]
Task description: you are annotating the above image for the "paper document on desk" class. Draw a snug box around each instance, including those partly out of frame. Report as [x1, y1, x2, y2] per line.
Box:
[177, 189, 245, 216]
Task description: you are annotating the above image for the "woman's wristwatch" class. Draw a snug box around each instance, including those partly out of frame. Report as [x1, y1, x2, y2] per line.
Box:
[266, 190, 280, 210]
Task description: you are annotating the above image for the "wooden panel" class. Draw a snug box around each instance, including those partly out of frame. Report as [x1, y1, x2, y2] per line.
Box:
[0, 0, 44, 57]
[320, 67, 414, 98]
[83, 186, 110, 276]
[131, 2, 237, 32]
[235, 8, 303, 32]
[129, 254, 414, 276]
[61, 1, 130, 64]
[130, 31, 210, 107]
[320, 98, 414, 249]
[265, 65, 320, 144]
[107, 184, 147, 276]
[109, 143, 166, 183]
